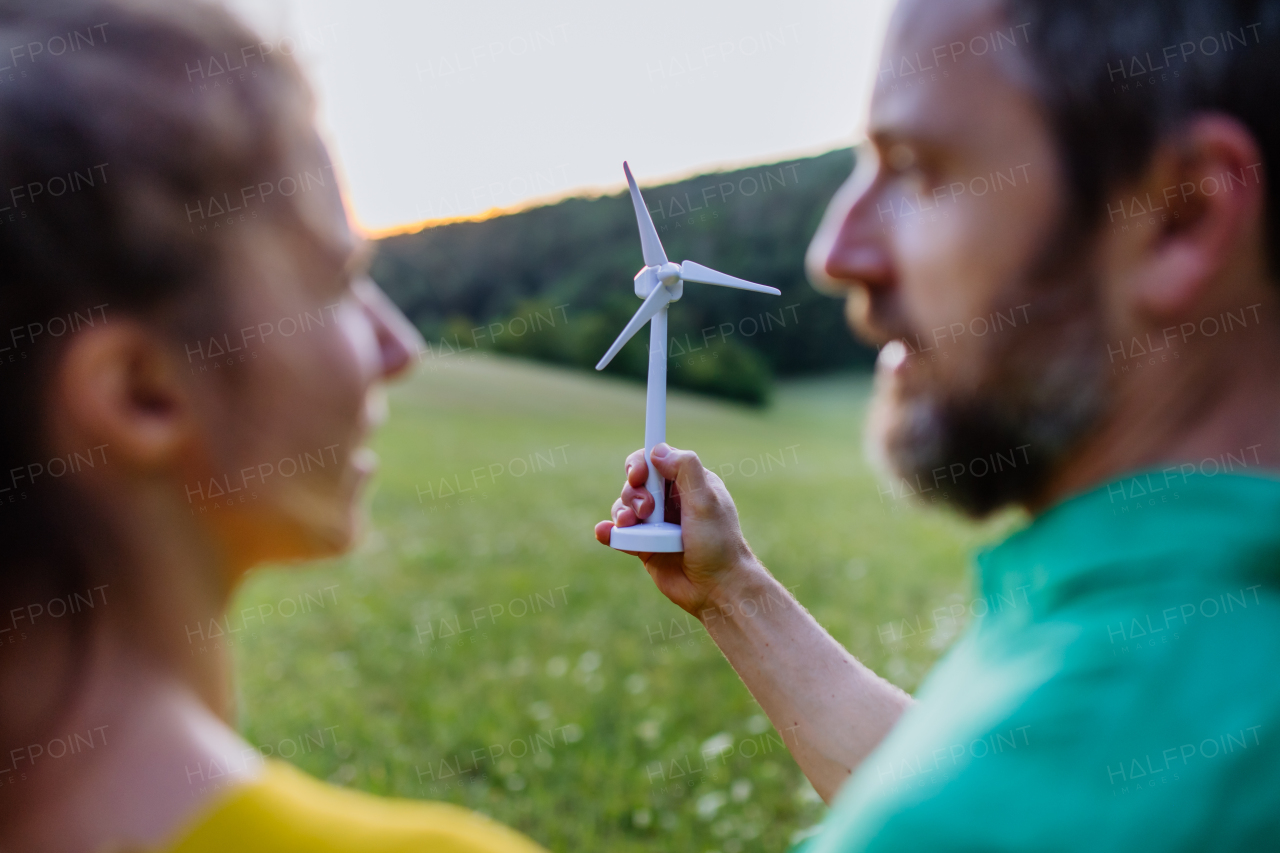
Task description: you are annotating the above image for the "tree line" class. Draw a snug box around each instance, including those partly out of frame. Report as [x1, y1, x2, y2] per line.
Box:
[371, 148, 875, 405]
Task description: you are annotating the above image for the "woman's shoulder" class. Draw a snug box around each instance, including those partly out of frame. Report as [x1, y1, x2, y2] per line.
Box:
[162, 759, 548, 853]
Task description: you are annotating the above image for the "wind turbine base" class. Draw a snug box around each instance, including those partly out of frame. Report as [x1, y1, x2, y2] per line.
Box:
[610, 521, 684, 553]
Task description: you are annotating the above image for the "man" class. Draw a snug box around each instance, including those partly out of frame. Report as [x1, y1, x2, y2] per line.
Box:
[596, 0, 1280, 848]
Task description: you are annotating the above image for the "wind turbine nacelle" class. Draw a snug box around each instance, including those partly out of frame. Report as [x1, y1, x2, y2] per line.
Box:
[634, 264, 683, 301]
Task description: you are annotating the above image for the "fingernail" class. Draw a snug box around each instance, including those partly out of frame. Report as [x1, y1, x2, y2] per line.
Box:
[651, 443, 670, 458]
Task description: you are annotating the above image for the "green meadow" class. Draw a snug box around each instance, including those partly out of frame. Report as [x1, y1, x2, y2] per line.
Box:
[227, 354, 1013, 853]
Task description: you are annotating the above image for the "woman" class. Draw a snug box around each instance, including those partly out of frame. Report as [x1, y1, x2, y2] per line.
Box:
[0, 0, 546, 850]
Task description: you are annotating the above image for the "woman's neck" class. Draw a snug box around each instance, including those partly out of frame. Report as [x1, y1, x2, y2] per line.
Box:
[0, 633, 260, 852]
[0, 491, 256, 851]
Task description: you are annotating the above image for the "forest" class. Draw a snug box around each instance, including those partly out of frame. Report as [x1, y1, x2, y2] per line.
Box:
[370, 148, 875, 405]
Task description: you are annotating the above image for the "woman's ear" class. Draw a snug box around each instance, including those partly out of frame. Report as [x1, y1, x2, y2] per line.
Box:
[53, 321, 195, 472]
[1122, 115, 1267, 318]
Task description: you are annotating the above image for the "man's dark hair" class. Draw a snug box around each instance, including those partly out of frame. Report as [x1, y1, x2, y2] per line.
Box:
[1007, 0, 1280, 271]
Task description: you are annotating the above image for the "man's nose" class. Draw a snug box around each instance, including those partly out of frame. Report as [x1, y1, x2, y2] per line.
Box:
[825, 231, 893, 290]
[803, 149, 896, 298]
[807, 167, 894, 296]
[353, 278, 423, 380]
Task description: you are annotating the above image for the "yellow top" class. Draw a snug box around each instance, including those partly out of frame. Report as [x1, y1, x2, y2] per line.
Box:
[163, 760, 548, 853]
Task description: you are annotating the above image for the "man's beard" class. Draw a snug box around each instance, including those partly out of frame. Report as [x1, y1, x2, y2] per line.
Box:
[866, 230, 1111, 518]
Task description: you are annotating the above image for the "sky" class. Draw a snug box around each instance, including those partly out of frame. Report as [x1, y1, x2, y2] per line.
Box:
[222, 0, 897, 234]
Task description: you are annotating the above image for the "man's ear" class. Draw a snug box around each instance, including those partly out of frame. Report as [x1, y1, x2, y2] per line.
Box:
[1122, 115, 1267, 318]
[54, 322, 194, 471]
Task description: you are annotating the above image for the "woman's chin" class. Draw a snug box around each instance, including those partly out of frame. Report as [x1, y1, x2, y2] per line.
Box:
[216, 479, 371, 567]
[306, 508, 365, 559]
[256, 507, 364, 566]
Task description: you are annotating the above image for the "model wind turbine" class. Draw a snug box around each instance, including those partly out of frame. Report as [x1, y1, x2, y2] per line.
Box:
[597, 162, 780, 553]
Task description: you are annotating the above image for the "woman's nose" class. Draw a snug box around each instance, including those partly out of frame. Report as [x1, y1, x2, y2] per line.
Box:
[352, 278, 422, 380]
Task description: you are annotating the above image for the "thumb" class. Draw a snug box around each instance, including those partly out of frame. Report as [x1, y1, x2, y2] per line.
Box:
[650, 443, 712, 509]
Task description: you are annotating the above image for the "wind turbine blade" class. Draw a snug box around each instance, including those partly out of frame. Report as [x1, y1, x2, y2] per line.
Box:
[595, 285, 672, 371]
[624, 162, 668, 268]
[680, 261, 781, 295]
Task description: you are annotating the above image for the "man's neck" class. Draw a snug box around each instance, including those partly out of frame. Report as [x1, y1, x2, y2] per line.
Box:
[1034, 306, 1280, 513]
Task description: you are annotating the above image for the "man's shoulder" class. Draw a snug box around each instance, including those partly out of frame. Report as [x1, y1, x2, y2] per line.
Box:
[819, 676, 1280, 852]
[1020, 572, 1280, 720]
[810, 580, 1280, 852]
[959, 572, 1280, 802]
[962, 565, 1280, 720]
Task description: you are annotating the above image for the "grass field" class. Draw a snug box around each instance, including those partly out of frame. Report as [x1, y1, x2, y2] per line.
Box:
[227, 353, 1014, 853]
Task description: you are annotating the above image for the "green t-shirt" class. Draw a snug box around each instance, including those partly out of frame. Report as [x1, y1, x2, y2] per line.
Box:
[808, 470, 1280, 851]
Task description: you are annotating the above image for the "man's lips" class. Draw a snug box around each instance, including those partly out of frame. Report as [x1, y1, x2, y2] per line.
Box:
[878, 340, 910, 372]
[848, 310, 916, 354]
[352, 447, 379, 477]
[846, 287, 919, 350]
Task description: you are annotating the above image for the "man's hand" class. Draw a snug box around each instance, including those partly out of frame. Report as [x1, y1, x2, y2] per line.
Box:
[595, 443, 912, 802]
[594, 443, 758, 617]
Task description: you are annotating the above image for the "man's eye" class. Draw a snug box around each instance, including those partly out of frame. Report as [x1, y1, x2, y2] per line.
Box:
[886, 143, 918, 173]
